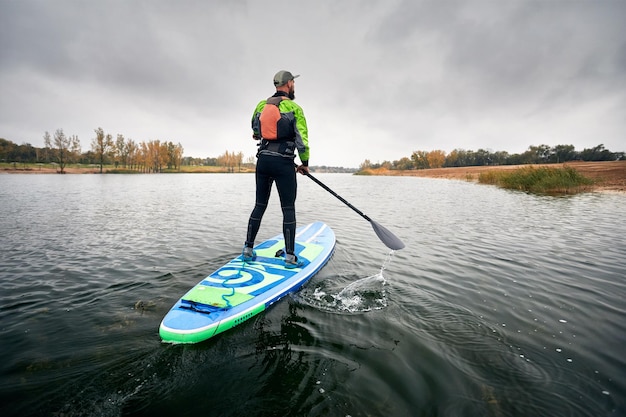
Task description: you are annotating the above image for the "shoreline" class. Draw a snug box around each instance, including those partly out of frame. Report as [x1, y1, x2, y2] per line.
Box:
[3, 160, 625, 193]
[0, 165, 252, 175]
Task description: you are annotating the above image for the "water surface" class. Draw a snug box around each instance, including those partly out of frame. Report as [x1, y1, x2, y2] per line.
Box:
[1, 173, 624, 416]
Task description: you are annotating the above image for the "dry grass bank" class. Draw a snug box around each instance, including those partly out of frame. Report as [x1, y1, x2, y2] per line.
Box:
[361, 161, 626, 193]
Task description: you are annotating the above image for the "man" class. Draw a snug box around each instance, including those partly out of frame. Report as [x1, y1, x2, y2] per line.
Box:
[243, 70, 310, 268]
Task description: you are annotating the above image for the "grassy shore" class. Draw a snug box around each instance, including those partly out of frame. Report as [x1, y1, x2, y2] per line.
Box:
[357, 160, 626, 194]
[477, 166, 595, 194]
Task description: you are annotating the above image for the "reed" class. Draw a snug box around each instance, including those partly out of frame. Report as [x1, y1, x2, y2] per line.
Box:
[478, 166, 595, 194]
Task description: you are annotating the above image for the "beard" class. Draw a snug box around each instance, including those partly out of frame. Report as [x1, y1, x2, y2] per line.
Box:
[288, 87, 295, 100]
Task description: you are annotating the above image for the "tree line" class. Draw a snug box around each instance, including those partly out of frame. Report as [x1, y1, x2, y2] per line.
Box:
[361, 144, 624, 171]
[2, 129, 185, 173]
[1, 131, 253, 173]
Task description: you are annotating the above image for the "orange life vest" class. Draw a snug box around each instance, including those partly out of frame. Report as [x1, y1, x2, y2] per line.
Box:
[258, 96, 285, 140]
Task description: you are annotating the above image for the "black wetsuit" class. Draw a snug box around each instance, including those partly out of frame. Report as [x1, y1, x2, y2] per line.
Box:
[245, 154, 297, 254]
[245, 90, 309, 256]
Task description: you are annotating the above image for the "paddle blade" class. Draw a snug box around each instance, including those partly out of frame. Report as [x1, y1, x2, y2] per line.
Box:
[371, 220, 405, 250]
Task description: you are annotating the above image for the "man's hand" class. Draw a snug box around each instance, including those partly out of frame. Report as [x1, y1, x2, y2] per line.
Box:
[296, 165, 309, 175]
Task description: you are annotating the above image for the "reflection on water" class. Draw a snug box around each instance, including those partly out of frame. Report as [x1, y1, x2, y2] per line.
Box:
[0, 174, 624, 416]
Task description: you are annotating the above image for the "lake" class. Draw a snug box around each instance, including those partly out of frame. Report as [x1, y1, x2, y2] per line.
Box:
[0, 173, 624, 417]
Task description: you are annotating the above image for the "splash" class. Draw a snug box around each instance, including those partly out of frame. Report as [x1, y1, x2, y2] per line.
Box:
[380, 250, 395, 274]
[296, 250, 396, 313]
[297, 273, 387, 313]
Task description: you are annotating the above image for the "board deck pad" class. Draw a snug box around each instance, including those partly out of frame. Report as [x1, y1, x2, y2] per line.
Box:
[159, 221, 335, 343]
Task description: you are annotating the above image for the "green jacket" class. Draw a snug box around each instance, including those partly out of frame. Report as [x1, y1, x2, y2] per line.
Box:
[251, 94, 310, 164]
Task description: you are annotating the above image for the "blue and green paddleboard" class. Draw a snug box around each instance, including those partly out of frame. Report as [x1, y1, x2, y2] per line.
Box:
[159, 221, 335, 343]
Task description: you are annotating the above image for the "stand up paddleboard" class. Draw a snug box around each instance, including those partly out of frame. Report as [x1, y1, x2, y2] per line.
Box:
[159, 221, 335, 344]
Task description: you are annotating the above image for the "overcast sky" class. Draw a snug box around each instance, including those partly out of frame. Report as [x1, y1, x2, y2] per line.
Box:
[1, 0, 625, 168]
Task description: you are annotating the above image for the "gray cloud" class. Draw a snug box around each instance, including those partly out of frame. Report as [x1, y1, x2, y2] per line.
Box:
[1, 0, 625, 167]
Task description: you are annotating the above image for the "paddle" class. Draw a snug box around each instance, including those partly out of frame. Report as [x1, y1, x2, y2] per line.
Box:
[300, 168, 405, 250]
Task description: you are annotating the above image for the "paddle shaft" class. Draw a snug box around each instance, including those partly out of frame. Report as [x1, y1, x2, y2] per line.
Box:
[302, 170, 372, 222]
[298, 166, 405, 250]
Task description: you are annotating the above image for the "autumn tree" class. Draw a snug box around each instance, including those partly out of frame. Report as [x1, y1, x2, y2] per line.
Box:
[147, 140, 159, 172]
[125, 138, 138, 170]
[44, 129, 81, 173]
[394, 157, 413, 170]
[217, 150, 243, 172]
[444, 149, 460, 167]
[411, 150, 429, 169]
[236, 151, 244, 171]
[426, 150, 446, 168]
[141, 140, 168, 172]
[444, 149, 475, 167]
[165, 141, 184, 170]
[114, 134, 127, 168]
[158, 141, 169, 172]
[138, 141, 149, 172]
[91, 127, 114, 173]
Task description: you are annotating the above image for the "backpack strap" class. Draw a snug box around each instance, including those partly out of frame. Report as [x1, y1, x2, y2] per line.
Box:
[266, 96, 285, 106]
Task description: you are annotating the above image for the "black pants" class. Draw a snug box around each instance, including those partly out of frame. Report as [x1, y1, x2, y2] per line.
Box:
[245, 154, 297, 254]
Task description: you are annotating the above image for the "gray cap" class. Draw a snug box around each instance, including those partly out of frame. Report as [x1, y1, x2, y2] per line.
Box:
[273, 70, 300, 86]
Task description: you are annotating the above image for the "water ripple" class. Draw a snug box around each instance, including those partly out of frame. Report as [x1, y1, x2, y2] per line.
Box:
[1, 174, 624, 417]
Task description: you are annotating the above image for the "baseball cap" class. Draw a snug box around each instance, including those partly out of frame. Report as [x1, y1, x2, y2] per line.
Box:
[273, 70, 300, 86]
